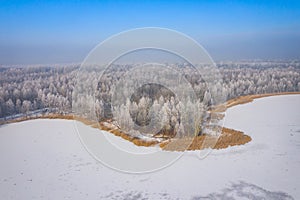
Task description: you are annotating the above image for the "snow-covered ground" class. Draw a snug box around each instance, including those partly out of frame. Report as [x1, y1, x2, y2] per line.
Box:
[0, 95, 299, 199]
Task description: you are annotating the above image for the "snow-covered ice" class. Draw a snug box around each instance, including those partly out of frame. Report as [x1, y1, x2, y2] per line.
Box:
[0, 95, 299, 199]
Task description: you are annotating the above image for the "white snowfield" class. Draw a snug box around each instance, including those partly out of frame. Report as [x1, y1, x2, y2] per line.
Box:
[0, 95, 299, 200]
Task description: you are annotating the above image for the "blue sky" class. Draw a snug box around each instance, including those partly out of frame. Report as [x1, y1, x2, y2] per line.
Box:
[1, 0, 300, 64]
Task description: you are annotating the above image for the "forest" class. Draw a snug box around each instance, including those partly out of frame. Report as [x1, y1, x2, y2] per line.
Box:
[1, 61, 299, 138]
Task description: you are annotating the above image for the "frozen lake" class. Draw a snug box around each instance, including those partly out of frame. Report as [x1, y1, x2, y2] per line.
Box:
[0, 95, 299, 199]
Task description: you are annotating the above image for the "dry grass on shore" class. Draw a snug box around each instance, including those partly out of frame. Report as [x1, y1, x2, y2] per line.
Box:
[98, 122, 159, 147]
[160, 127, 251, 151]
[212, 91, 300, 113]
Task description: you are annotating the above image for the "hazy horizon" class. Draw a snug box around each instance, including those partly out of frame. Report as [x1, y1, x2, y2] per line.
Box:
[1, 0, 300, 65]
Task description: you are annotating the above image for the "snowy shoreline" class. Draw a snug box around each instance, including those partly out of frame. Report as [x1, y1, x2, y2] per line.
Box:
[2, 92, 300, 151]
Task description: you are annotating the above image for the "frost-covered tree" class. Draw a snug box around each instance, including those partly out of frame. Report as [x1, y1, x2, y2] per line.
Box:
[21, 100, 31, 114]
